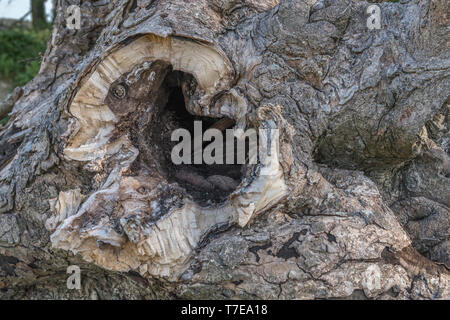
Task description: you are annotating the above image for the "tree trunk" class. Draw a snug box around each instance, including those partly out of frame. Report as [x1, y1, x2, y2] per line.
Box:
[31, 0, 47, 29]
[0, 0, 448, 299]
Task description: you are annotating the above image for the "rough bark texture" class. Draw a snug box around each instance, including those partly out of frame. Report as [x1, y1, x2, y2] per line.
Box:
[0, 0, 449, 299]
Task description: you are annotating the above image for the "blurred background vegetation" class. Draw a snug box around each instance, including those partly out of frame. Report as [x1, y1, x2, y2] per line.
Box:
[0, 28, 50, 87]
[0, 0, 52, 125]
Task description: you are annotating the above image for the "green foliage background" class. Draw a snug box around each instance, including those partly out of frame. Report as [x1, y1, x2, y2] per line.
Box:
[0, 28, 50, 87]
[0, 27, 50, 125]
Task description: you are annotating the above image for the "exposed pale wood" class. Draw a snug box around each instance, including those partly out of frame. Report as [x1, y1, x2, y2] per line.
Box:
[65, 34, 234, 161]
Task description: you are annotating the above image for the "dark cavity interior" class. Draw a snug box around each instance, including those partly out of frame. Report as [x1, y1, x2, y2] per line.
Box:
[138, 67, 248, 204]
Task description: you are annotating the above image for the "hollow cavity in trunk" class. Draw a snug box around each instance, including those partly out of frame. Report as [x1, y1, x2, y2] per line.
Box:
[110, 63, 248, 204]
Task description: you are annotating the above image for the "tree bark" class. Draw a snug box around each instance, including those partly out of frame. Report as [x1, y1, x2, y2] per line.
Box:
[0, 0, 448, 299]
